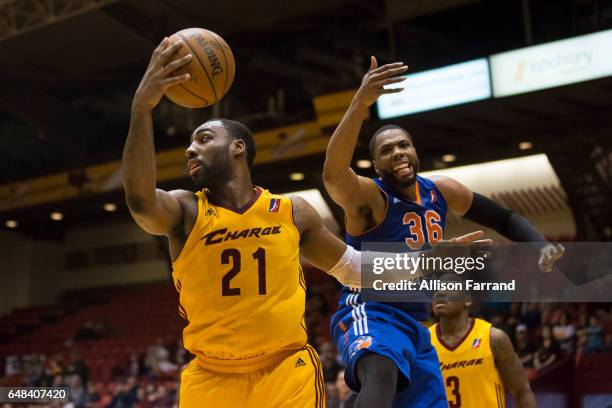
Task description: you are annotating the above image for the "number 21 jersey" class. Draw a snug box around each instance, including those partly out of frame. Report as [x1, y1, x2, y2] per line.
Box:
[172, 187, 306, 373]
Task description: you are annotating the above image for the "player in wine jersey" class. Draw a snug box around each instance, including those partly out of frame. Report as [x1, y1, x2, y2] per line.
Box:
[323, 57, 564, 407]
[430, 288, 536, 408]
[122, 39, 385, 407]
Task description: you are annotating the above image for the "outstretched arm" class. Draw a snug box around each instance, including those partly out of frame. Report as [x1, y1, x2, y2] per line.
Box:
[490, 328, 537, 408]
[322, 57, 407, 213]
[432, 175, 564, 272]
[291, 196, 347, 272]
[123, 38, 193, 236]
[290, 196, 490, 287]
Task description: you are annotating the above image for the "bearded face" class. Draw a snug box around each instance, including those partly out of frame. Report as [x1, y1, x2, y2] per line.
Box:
[373, 130, 420, 189]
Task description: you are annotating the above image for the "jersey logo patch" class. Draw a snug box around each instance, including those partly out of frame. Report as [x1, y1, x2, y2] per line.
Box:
[349, 335, 373, 358]
[206, 207, 216, 216]
[295, 357, 306, 368]
[430, 190, 437, 203]
[269, 198, 281, 212]
[472, 338, 481, 349]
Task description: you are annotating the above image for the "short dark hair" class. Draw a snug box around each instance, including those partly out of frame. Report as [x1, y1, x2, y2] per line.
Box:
[369, 124, 413, 158]
[213, 118, 256, 169]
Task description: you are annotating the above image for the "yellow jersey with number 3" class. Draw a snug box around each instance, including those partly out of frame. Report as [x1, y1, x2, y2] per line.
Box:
[172, 187, 307, 373]
[430, 318, 506, 408]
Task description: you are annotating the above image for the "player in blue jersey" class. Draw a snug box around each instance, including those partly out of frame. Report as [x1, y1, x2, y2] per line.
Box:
[323, 57, 565, 408]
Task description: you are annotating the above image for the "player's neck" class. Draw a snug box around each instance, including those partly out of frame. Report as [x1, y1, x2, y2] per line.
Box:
[439, 313, 472, 339]
[207, 172, 255, 209]
[397, 183, 418, 202]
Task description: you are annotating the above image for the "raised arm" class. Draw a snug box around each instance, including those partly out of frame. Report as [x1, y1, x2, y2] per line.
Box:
[322, 57, 408, 212]
[122, 38, 193, 236]
[490, 328, 537, 408]
[432, 175, 564, 272]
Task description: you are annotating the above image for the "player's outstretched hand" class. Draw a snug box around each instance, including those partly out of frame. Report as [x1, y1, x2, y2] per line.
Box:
[133, 38, 193, 111]
[432, 230, 493, 259]
[538, 243, 565, 272]
[352, 56, 408, 110]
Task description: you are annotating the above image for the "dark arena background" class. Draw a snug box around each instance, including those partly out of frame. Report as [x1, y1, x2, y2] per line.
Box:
[1, 0, 612, 407]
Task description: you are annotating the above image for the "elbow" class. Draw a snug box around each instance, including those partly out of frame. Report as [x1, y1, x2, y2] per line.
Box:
[322, 160, 333, 181]
[125, 193, 150, 215]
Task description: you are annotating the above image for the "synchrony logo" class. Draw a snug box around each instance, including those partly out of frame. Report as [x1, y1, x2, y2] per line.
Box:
[491, 28, 612, 97]
[514, 49, 594, 82]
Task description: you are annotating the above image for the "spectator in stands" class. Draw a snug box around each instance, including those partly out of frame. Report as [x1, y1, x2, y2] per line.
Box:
[52, 373, 65, 387]
[514, 324, 535, 369]
[146, 382, 177, 407]
[157, 357, 178, 375]
[145, 338, 167, 374]
[69, 376, 87, 408]
[319, 341, 341, 383]
[65, 350, 88, 387]
[44, 355, 64, 385]
[145, 338, 177, 375]
[552, 312, 576, 354]
[327, 369, 354, 408]
[84, 381, 101, 406]
[24, 354, 44, 386]
[575, 329, 588, 366]
[533, 325, 559, 371]
[128, 353, 145, 377]
[522, 303, 542, 330]
[583, 315, 604, 353]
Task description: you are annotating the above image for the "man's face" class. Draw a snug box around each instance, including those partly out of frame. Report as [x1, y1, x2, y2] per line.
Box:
[432, 290, 470, 318]
[373, 129, 419, 189]
[185, 120, 233, 190]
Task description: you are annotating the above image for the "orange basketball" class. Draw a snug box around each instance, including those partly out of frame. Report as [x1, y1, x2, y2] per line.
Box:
[164, 28, 235, 108]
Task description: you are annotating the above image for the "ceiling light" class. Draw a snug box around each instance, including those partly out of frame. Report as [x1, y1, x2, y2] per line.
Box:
[290, 172, 305, 181]
[519, 141, 533, 150]
[442, 154, 456, 163]
[103, 203, 117, 212]
[50, 212, 64, 221]
[356, 160, 372, 169]
[5, 220, 17, 228]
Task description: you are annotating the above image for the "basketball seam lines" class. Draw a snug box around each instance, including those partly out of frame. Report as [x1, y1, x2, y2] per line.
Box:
[210, 33, 230, 95]
[178, 33, 218, 104]
[178, 83, 209, 105]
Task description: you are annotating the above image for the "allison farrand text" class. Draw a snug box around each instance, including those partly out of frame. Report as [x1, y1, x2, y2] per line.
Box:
[372, 279, 517, 292]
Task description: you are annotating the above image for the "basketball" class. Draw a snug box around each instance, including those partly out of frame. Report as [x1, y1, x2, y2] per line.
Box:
[164, 28, 235, 108]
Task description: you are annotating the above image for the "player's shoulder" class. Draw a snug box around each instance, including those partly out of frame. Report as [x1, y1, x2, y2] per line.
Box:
[489, 325, 513, 355]
[168, 188, 197, 200]
[426, 174, 457, 190]
[474, 317, 493, 327]
[168, 189, 198, 213]
[287, 195, 321, 236]
[288, 195, 317, 219]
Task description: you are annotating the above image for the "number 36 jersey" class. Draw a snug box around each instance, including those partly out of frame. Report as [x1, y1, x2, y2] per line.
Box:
[172, 187, 307, 373]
